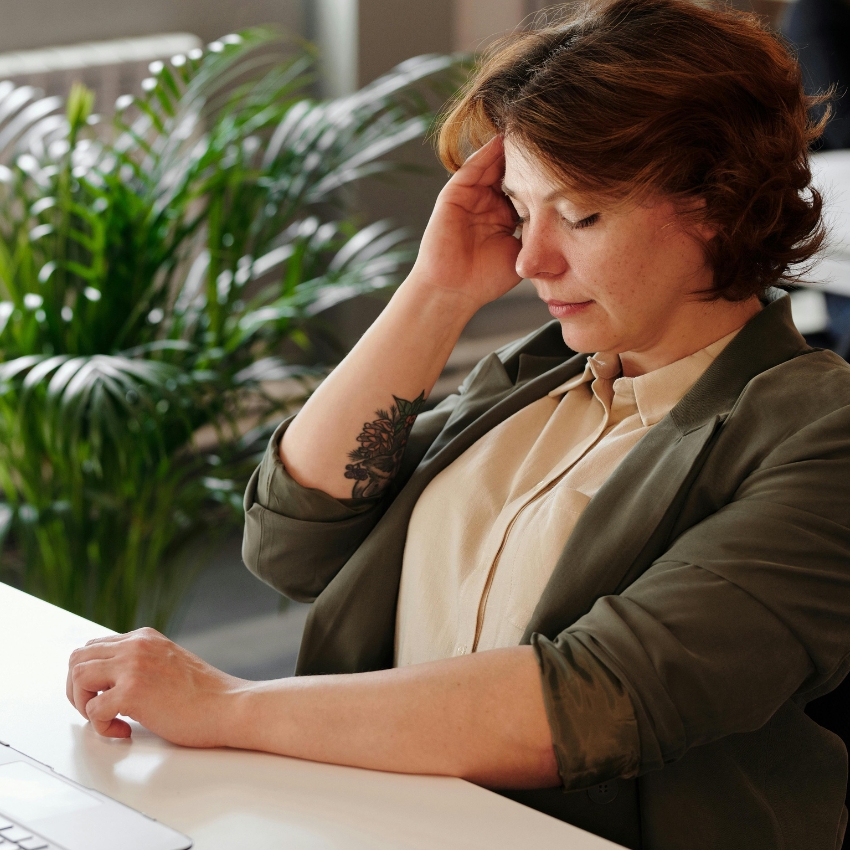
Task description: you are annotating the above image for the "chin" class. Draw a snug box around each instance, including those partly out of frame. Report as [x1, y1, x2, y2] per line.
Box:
[559, 321, 615, 355]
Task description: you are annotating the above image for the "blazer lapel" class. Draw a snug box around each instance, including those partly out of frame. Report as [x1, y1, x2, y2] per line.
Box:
[524, 294, 810, 641]
[417, 351, 586, 472]
[418, 322, 581, 464]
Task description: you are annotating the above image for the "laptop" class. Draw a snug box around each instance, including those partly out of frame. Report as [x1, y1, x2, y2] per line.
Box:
[0, 741, 192, 850]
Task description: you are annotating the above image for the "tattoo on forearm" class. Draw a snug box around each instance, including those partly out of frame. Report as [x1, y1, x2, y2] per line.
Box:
[344, 392, 426, 499]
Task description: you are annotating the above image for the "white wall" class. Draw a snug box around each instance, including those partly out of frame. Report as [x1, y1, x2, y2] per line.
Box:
[454, 0, 528, 53]
[0, 1, 549, 81]
[0, 0, 305, 53]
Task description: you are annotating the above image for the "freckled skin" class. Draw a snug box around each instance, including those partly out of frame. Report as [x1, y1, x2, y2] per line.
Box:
[503, 139, 761, 377]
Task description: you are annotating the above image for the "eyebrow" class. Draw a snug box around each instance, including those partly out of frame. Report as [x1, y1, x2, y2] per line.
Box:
[501, 182, 572, 205]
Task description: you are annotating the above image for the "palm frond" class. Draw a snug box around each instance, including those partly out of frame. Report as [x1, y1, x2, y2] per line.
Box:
[0, 30, 462, 631]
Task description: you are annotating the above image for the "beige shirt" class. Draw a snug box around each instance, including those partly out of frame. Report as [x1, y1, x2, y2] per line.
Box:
[394, 330, 740, 667]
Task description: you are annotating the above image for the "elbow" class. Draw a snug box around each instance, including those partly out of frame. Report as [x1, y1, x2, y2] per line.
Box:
[459, 742, 561, 791]
[241, 545, 321, 604]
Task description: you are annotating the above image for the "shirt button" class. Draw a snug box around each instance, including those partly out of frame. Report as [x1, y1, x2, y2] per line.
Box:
[455, 645, 467, 656]
[587, 780, 619, 804]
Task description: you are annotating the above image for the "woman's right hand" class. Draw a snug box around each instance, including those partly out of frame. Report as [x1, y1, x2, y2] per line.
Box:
[279, 139, 522, 499]
[407, 136, 522, 311]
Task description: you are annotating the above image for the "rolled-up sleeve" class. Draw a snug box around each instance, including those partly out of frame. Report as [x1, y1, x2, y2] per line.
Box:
[242, 417, 385, 602]
[531, 405, 850, 791]
[532, 632, 641, 790]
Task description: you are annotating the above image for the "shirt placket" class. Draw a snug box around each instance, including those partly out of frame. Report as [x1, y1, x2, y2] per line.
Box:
[453, 384, 615, 657]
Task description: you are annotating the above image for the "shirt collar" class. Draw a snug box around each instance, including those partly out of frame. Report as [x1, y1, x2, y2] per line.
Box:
[547, 350, 620, 395]
[547, 326, 742, 426]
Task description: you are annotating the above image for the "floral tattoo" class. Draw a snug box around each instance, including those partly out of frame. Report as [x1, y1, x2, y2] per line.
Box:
[344, 392, 426, 499]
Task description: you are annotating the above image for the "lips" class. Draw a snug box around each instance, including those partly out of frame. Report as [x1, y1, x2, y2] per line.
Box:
[545, 299, 593, 318]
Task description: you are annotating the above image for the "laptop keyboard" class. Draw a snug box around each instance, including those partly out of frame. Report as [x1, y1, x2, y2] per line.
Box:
[0, 816, 57, 850]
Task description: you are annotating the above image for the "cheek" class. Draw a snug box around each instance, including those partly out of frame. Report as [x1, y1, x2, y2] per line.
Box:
[572, 237, 653, 309]
[599, 220, 690, 301]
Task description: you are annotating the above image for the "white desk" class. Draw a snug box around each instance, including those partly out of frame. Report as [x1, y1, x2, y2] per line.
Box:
[0, 583, 621, 850]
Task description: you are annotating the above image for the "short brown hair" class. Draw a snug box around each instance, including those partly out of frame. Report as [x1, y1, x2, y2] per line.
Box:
[437, 0, 829, 300]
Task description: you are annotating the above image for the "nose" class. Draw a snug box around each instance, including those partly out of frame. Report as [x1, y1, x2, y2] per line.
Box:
[514, 220, 568, 281]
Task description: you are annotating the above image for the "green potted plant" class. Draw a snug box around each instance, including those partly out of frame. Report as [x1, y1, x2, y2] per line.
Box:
[0, 30, 458, 632]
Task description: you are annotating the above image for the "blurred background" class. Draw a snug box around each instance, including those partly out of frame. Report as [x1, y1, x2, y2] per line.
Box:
[0, 0, 850, 678]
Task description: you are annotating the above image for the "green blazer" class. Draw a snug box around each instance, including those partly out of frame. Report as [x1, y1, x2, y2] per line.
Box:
[243, 295, 850, 850]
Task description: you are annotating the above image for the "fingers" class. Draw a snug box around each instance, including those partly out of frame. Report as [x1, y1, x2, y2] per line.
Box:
[70, 642, 118, 667]
[95, 718, 132, 738]
[84, 634, 127, 647]
[66, 629, 167, 740]
[67, 659, 95, 719]
[67, 629, 159, 706]
[69, 655, 132, 739]
[71, 658, 116, 721]
[452, 136, 505, 189]
[66, 628, 216, 745]
[67, 640, 118, 708]
[85, 690, 132, 739]
[84, 627, 163, 649]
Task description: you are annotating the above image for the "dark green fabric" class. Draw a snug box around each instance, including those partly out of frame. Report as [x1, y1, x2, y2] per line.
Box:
[242, 295, 850, 850]
[533, 633, 642, 787]
[242, 424, 384, 602]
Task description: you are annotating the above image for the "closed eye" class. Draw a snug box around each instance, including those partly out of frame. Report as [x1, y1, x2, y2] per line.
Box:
[571, 213, 600, 230]
[513, 212, 598, 230]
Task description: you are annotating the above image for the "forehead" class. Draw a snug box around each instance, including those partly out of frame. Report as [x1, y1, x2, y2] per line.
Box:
[501, 137, 668, 218]
[501, 137, 592, 206]
[502, 139, 560, 191]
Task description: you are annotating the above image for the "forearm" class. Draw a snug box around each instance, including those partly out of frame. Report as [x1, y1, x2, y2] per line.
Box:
[224, 646, 560, 790]
[281, 277, 477, 499]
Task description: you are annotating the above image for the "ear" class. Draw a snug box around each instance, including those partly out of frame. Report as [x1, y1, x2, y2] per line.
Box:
[678, 195, 718, 242]
[694, 219, 719, 242]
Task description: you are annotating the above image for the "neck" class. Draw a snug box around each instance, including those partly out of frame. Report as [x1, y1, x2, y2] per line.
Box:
[618, 295, 763, 378]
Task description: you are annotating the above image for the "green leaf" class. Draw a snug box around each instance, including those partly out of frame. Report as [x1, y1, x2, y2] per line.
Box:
[0, 36, 462, 632]
[66, 83, 95, 137]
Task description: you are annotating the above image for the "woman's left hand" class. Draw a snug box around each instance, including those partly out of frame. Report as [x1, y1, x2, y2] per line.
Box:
[66, 628, 243, 746]
[67, 635, 558, 788]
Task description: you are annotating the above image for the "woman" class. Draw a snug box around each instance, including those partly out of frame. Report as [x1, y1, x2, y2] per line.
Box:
[66, 0, 850, 847]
